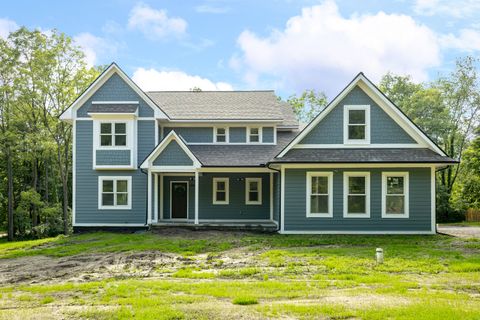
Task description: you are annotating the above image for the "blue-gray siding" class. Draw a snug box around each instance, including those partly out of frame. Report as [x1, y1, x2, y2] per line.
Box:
[230, 127, 246, 143]
[273, 173, 280, 222]
[153, 140, 193, 166]
[75, 120, 155, 225]
[96, 150, 131, 166]
[300, 86, 416, 144]
[283, 167, 432, 231]
[263, 127, 274, 143]
[163, 127, 212, 143]
[161, 176, 195, 220]
[77, 73, 155, 118]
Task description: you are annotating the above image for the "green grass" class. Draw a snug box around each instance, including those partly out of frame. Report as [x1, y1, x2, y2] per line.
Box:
[0, 231, 479, 319]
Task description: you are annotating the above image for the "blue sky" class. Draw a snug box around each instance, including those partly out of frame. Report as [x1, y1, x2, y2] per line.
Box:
[1, 0, 479, 98]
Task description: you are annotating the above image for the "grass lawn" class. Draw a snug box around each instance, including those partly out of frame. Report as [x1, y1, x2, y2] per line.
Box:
[0, 230, 479, 319]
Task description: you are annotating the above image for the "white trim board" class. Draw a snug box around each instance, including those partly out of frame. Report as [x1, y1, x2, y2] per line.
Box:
[277, 73, 446, 158]
[74, 223, 147, 227]
[293, 144, 424, 149]
[60, 63, 168, 121]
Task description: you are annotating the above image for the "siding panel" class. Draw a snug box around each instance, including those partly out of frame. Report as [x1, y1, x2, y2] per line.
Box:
[96, 150, 131, 166]
[263, 127, 274, 143]
[230, 127, 246, 143]
[153, 140, 193, 166]
[163, 127, 212, 143]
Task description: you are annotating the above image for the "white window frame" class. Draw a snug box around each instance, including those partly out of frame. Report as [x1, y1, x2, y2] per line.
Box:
[343, 172, 370, 218]
[247, 126, 262, 143]
[213, 177, 229, 205]
[343, 105, 370, 145]
[245, 177, 262, 205]
[306, 172, 333, 218]
[382, 172, 409, 218]
[213, 127, 229, 143]
[98, 121, 130, 149]
[98, 176, 132, 210]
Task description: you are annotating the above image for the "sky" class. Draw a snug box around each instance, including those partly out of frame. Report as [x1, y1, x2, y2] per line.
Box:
[1, 0, 480, 98]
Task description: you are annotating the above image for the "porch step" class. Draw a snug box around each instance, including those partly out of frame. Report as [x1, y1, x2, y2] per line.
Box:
[150, 222, 278, 232]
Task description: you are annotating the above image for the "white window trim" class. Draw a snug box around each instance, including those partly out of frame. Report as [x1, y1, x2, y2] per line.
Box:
[247, 126, 263, 143]
[343, 105, 370, 145]
[245, 177, 262, 205]
[98, 176, 132, 210]
[306, 172, 333, 218]
[213, 177, 229, 205]
[343, 172, 370, 218]
[382, 172, 409, 218]
[213, 126, 229, 143]
[97, 120, 131, 149]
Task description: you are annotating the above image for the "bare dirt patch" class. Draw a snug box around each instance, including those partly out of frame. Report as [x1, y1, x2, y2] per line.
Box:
[437, 225, 480, 238]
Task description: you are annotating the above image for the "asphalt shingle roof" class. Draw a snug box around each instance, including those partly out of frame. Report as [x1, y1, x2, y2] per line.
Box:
[271, 148, 458, 164]
[146, 91, 297, 127]
[88, 104, 138, 113]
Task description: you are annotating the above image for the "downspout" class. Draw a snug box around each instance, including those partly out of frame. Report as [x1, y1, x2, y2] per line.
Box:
[266, 162, 281, 232]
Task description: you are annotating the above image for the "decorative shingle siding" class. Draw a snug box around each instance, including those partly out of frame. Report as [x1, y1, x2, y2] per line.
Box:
[153, 140, 193, 166]
[300, 86, 416, 144]
[283, 167, 431, 232]
[263, 127, 274, 143]
[230, 127, 246, 143]
[75, 120, 150, 224]
[77, 73, 154, 118]
[163, 127, 213, 143]
[96, 150, 131, 166]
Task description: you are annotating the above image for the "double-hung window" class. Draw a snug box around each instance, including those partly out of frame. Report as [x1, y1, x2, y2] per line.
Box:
[248, 127, 261, 143]
[382, 172, 409, 218]
[343, 172, 370, 218]
[214, 127, 228, 143]
[245, 178, 262, 205]
[98, 176, 131, 209]
[213, 178, 229, 204]
[306, 172, 333, 217]
[100, 122, 127, 147]
[344, 105, 370, 144]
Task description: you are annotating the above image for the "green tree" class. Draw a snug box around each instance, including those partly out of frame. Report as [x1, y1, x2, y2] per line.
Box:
[460, 127, 480, 208]
[287, 89, 328, 123]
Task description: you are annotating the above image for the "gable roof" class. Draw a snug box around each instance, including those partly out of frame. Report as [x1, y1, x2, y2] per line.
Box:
[140, 130, 202, 169]
[59, 63, 168, 121]
[146, 91, 297, 126]
[276, 72, 448, 158]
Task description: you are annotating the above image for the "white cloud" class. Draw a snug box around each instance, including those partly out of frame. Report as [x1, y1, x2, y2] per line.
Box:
[414, 0, 480, 18]
[232, 0, 441, 93]
[74, 32, 117, 67]
[132, 67, 233, 91]
[195, 5, 230, 14]
[0, 18, 18, 38]
[128, 3, 187, 40]
[440, 28, 480, 52]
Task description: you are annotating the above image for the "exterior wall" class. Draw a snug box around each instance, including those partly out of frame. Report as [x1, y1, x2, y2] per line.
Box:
[263, 127, 274, 143]
[153, 140, 193, 166]
[283, 167, 432, 232]
[76, 73, 154, 118]
[74, 119, 156, 225]
[96, 150, 131, 166]
[300, 86, 415, 144]
[161, 176, 195, 220]
[230, 127, 247, 143]
[163, 127, 213, 143]
[273, 172, 280, 222]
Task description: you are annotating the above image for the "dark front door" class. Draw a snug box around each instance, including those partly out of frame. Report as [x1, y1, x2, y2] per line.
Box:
[171, 182, 188, 219]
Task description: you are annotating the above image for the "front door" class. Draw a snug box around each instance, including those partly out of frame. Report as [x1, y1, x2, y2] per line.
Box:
[171, 182, 188, 219]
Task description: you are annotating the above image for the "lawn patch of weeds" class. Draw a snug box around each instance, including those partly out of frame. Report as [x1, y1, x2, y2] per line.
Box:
[232, 296, 258, 305]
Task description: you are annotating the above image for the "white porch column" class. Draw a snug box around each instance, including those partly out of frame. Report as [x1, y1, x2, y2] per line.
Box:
[195, 171, 199, 224]
[147, 169, 152, 225]
[153, 173, 158, 223]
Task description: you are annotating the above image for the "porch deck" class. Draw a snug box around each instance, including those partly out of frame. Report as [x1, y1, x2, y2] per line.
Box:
[151, 220, 278, 232]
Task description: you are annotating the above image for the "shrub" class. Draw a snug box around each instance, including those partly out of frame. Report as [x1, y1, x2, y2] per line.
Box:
[232, 296, 258, 305]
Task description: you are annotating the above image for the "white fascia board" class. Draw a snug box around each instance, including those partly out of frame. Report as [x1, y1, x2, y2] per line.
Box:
[277, 73, 445, 157]
[60, 63, 169, 121]
[140, 130, 201, 169]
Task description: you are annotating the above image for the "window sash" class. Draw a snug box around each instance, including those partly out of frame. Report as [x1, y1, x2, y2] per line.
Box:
[306, 172, 332, 217]
[245, 178, 262, 205]
[215, 127, 227, 143]
[248, 127, 261, 143]
[343, 172, 370, 217]
[100, 178, 130, 208]
[213, 178, 229, 204]
[382, 173, 409, 217]
[99, 122, 128, 147]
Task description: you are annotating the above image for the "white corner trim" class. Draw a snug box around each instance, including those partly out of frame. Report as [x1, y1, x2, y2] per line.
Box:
[98, 176, 132, 210]
[245, 177, 262, 205]
[306, 171, 333, 218]
[381, 172, 409, 218]
[280, 166, 285, 232]
[276, 73, 445, 158]
[72, 120, 77, 225]
[343, 105, 370, 145]
[431, 166, 436, 233]
[343, 171, 371, 218]
[213, 177, 229, 205]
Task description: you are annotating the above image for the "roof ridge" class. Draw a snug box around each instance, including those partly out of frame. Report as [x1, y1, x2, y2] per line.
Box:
[146, 90, 275, 93]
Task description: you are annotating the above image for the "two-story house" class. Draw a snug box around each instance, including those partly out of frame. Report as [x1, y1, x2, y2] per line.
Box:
[60, 63, 456, 234]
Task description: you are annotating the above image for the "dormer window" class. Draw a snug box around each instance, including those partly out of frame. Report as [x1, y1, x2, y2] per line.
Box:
[214, 127, 228, 143]
[248, 127, 262, 143]
[344, 105, 370, 144]
[100, 122, 127, 147]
